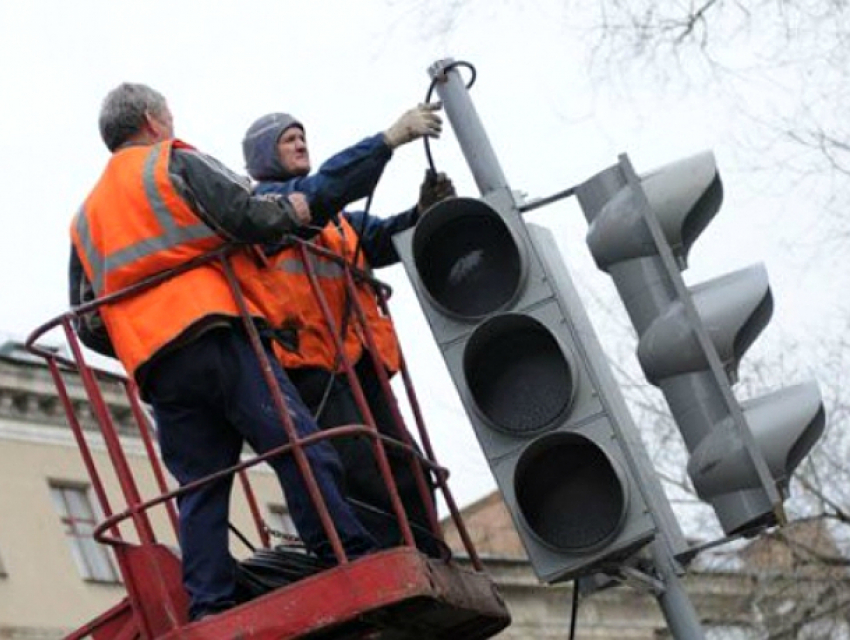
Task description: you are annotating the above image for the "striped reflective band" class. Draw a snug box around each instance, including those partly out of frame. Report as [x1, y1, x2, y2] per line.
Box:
[74, 206, 104, 294]
[278, 254, 346, 279]
[76, 143, 217, 295]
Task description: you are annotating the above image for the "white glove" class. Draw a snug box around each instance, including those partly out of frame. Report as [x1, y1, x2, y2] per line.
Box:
[383, 103, 443, 149]
[286, 192, 311, 226]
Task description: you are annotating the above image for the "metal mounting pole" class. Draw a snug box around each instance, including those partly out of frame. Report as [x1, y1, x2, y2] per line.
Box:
[428, 59, 509, 196]
[650, 540, 707, 639]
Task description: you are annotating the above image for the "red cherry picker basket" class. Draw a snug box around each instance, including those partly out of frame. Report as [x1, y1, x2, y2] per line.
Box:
[26, 240, 510, 640]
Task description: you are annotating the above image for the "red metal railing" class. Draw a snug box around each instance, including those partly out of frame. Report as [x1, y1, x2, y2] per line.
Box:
[26, 239, 483, 636]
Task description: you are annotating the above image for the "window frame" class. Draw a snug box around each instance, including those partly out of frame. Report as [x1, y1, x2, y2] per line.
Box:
[49, 481, 121, 584]
[267, 502, 297, 541]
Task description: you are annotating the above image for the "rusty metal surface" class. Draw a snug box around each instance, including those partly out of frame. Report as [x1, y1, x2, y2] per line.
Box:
[161, 548, 509, 640]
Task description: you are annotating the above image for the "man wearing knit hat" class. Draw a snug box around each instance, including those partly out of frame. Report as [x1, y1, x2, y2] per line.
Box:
[242, 104, 455, 555]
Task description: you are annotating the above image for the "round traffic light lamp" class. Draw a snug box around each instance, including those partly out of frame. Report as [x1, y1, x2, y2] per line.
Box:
[515, 432, 628, 552]
[464, 313, 574, 437]
[413, 197, 523, 320]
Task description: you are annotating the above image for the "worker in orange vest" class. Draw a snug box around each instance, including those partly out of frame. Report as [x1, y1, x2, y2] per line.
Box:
[70, 83, 377, 621]
[241, 107, 455, 555]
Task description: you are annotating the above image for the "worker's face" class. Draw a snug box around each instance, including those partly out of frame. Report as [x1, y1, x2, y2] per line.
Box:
[276, 127, 310, 176]
[145, 105, 174, 141]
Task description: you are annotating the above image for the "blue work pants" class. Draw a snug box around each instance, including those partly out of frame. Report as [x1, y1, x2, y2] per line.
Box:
[145, 328, 377, 620]
[288, 354, 440, 556]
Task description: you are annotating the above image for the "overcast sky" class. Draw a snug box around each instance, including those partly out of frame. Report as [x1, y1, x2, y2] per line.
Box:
[0, 0, 843, 512]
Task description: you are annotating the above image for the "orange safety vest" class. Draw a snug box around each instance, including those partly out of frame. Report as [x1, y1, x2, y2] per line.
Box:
[267, 216, 401, 374]
[71, 139, 286, 380]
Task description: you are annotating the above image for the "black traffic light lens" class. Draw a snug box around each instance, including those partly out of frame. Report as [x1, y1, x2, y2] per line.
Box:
[413, 198, 522, 319]
[515, 433, 626, 552]
[465, 314, 573, 436]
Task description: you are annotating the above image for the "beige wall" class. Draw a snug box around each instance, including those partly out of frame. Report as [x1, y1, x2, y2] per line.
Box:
[0, 430, 123, 632]
[0, 415, 283, 638]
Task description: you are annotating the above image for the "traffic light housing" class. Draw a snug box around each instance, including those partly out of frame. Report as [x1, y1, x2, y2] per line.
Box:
[575, 151, 825, 536]
[394, 188, 668, 583]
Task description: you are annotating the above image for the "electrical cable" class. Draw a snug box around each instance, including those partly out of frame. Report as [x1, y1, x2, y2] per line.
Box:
[311, 189, 375, 423]
[423, 60, 477, 174]
[229, 522, 257, 552]
[302, 61, 478, 539]
[569, 579, 579, 639]
[316, 61, 479, 535]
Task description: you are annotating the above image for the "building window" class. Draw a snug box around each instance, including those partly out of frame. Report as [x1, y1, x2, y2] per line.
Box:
[49, 482, 120, 583]
[0, 549, 7, 577]
[267, 503, 297, 542]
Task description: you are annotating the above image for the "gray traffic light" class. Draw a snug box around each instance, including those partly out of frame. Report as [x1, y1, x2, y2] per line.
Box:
[575, 152, 825, 536]
[394, 190, 674, 582]
[404, 57, 716, 638]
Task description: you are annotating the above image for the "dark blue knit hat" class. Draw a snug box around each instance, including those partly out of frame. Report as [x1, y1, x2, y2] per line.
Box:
[242, 113, 304, 181]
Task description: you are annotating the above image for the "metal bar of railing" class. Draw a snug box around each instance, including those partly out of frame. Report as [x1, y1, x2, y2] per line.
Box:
[44, 340, 119, 538]
[298, 243, 417, 549]
[375, 294, 483, 570]
[339, 263, 441, 537]
[237, 469, 270, 549]
[125, 379, 179, 537]
[218, 251, 349, 563]
[59, 320, 157, 546]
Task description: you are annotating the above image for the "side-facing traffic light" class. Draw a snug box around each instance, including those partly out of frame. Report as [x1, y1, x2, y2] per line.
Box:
[394, 187, 666, 582]
[575, 152, 826, 536]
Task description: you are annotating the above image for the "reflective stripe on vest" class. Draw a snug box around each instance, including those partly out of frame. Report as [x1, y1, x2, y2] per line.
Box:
[74, 142, 217, 296]
[277, 253, 347, 279]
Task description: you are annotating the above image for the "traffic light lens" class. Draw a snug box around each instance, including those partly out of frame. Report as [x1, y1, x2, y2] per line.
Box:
[413, 198, 522, 319]
[465, 314, 573, 436]
[515, 433, 626, 551]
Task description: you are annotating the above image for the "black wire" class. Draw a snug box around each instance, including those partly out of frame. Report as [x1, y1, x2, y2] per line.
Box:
[314, 58, 476, 479]
[350, 190, 374, 275]
[229, 522, 257, 553]
[569, 579, 579, 639]
[423, 60, 477, 173]
[311, 366, 336, 422]
[312, 189, 375, 422]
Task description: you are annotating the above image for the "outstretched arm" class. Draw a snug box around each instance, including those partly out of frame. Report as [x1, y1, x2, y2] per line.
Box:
[255, 134, 392, 221]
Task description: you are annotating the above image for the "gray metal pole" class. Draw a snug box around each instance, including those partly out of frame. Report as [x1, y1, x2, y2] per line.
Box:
[651, 540, 708, 640]
[426, 57, 707, 640]
[427, 59, 509, 196]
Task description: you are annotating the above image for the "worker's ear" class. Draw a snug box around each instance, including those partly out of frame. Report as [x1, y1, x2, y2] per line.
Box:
[143, 110, 172, 140]
[142, 111, 159, 135]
